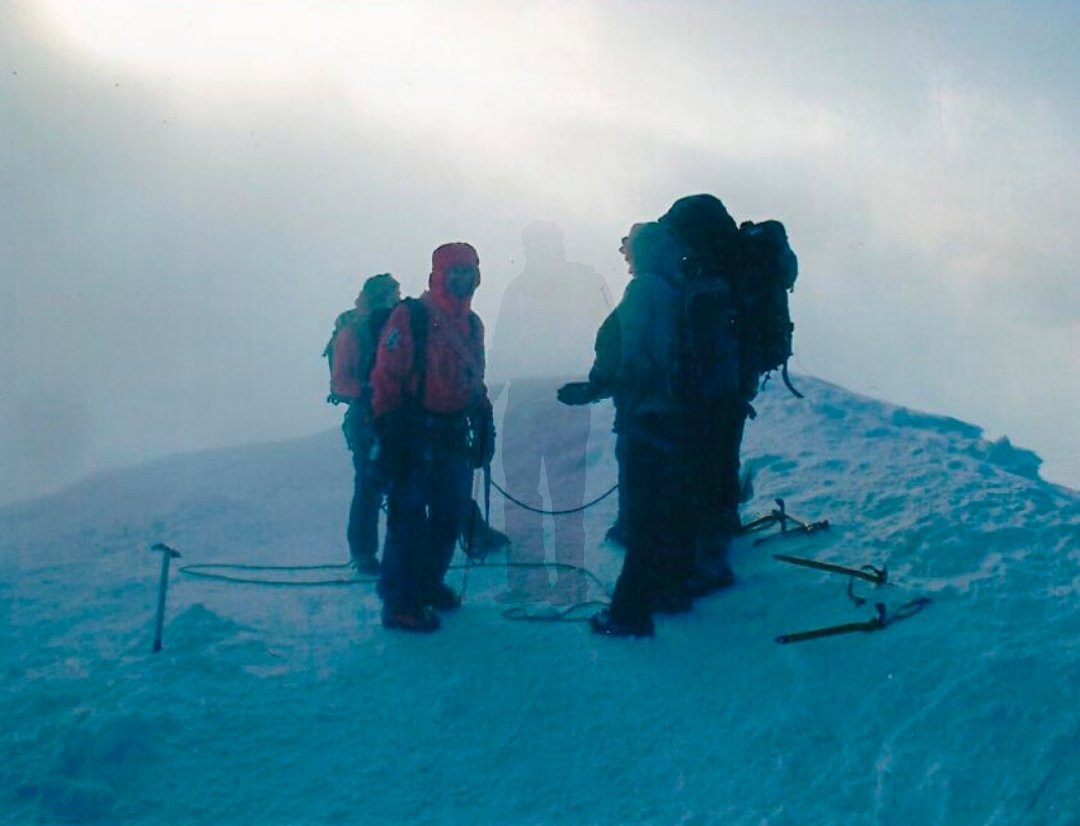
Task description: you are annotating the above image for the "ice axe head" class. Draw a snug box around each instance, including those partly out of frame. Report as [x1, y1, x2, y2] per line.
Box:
[151, 542, 181, 559]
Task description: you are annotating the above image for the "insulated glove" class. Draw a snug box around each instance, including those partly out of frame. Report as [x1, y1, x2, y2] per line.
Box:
[556, 381, 597, 406]
[467, 404, 496, 469]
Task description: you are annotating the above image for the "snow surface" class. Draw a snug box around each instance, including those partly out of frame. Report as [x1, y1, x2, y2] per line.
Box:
[2, 376, 1078, 825]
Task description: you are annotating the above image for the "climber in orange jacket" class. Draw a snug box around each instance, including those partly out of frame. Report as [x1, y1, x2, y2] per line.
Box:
[370, 242, 494, 632]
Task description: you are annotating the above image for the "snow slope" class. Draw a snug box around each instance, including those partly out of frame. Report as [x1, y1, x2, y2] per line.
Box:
[2, 376, 1077, 825]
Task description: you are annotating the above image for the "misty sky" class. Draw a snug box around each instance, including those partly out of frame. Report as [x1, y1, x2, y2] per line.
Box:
[2, 0, 1078, 503]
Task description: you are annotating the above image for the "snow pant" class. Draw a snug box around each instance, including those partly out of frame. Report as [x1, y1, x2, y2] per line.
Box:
[343, 404, 384, 562]
[501, 379, 591, 594]
[378, 414, 473, 612]
[610, 428, 628, 535]
[688, 401, 747, 570]
[609, 413, 693, 623]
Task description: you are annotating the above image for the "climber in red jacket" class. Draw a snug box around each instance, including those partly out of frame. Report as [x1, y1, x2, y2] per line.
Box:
[370, 242, 494, 632]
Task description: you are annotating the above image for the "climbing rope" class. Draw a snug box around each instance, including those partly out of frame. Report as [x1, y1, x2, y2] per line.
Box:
[178, 552, 611, 625]
[457, 559, 610, 596]
[500, 600, 610, 623]
[179, 557, 609, 598]
[179, 561, 369, 587]
[490, 479, 618, 516]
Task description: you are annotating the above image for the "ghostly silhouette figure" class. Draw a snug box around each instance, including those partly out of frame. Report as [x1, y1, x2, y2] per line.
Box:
[489, 222, 612, 604]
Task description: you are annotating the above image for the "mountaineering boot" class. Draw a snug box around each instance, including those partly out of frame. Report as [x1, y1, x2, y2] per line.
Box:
[426, 582, 462, 612]
[589, 609, 654, 638]
[382, 604, 441, 633]
[351, 553, 381, 576]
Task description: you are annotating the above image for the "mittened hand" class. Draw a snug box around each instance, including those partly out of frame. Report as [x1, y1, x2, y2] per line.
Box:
[468, 405, 496, 469]
[557, 381, 596, 406]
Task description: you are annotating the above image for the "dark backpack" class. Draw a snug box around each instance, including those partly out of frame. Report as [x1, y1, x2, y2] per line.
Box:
[733, 220, 800, 398]
[669, 275, 742, 404]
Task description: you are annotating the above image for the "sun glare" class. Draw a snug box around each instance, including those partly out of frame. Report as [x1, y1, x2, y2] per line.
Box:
[35, 1, 841, 202]
[37, 2, 594, 112]
[38, 1, 339, 85]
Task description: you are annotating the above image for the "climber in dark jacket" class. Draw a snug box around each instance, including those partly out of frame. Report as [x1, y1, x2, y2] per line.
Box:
[558, 221, 692, 637]
[659, 194, 744, 595]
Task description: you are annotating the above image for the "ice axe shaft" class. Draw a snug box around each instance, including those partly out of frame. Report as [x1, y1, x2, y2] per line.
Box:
[773, 553, 887, 585]
[150, 542, 181, 653]
[483, 462, 492, 530]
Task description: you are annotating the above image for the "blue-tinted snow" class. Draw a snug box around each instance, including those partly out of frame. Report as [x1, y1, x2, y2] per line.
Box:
[1, 377, 1077, 825]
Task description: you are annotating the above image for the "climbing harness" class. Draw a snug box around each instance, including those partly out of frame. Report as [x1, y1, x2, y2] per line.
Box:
[739, 497, 830, 546]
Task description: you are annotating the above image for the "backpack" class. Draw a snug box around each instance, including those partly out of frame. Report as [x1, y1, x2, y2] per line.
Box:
[669, 275, 743, 404]
[326, 298, 483, 406]
[733, 220, 801, 399]
[322, 305, 395, 405]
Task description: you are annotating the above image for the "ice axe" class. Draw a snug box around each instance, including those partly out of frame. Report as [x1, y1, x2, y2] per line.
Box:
[483, 460, 492, 541]
[150, 542, 181, 653]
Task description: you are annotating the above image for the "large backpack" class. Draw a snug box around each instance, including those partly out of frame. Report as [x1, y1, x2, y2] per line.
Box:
[326, 298, 482, 406]
[733, 220, 800, 399]
[322, 305, 395, 405]
[669, 275, 743, 404]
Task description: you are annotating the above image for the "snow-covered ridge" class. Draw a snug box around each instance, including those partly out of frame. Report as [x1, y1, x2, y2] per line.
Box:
[3, 376, 1077, 825]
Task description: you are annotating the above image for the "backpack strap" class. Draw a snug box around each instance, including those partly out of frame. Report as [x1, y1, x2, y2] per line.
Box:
[398, 298, 483, 412]
[401, 298, 429, 408]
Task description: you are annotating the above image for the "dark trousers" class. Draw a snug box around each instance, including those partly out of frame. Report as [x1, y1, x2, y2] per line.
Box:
[378, 440, 472, 612]
[689, 402, 747, 564]
[612, 429, 627, 531]
[609, 414, 693, 623]
[344, 408, 383, 561]
[501, 381, 591, 591]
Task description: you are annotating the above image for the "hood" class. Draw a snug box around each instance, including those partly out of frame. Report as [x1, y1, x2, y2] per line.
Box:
[622, 221, 681, 279]
[660, 193, 738, 250]
[354, 273, 400, 316]
[428, 242, 480, 315]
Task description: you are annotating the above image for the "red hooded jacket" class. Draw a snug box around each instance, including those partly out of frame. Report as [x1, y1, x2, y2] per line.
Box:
[371, 244, 490, 419]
